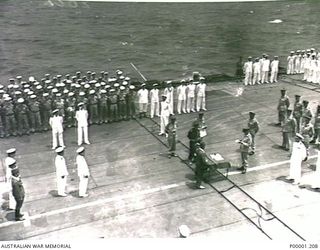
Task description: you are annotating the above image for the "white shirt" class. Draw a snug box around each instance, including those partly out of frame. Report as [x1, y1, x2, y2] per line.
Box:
[187, 84, 195, 98]
[76, 155, 90, 177]
[49, 115, 63, 132]
[262, 59, 270, 71]
[163, 87, 174, 103]
[244, 61, 253, 73]
[160, 101, 170, 117]
[55, 155, 69, 177]
[197, 83, 206, 97]
[4, 156, 14, 180]
[253, 62, 260, 73]
[271, 60, 279, 71]
[76, 109, 88, 127]
[137, 89, 149, 103]
[177, 85, 186, 100]
[150, 89, 159, 102]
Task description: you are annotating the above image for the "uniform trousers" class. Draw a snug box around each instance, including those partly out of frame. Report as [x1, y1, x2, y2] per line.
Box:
[14, 198, 24, 219]
[52, 130, 65, 148]
[287, 63, 294, 74]
[160, 115, 169, 134]
[270, 69, 278, 83]
[57, 176, 67, 195]
[261, 70, 269, 83]
[282, 132, 293, 151]
[79, 176, 89, 196]
[77, 126, 89, 145]
[186, 97, 195, 112]
[139, 103, 148, 113]
[177, 99, 186, 114]
[150, 101, 159, 118]
[252, 72, 260, 85]
[241, 152, 249, 169]
[196, 96, 206, 111]
[244, 72, 253, 85]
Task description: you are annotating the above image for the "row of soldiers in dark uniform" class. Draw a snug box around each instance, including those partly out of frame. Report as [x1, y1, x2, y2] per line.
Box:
[0, 70, 139, 138]
[277, 88, 320, 152]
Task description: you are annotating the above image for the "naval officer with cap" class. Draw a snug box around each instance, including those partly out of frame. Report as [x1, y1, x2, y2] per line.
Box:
[76, 102, 90, 146]
[55, 147, 69, 197]
[49, 109, 65, 149]
[4, 148, 17, 210]
[236, 128, 252, 174]
[76, 147, 90, 198]
[243, 56, 253, 85]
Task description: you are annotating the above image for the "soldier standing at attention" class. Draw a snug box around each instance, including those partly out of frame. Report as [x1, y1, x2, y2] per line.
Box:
[282, 109, 297, 152]
[4, 97, 17, 137]
[300, 116, 314, 154]
[28, 94, 42, 133]
[49, 109, 65, 149]
[88, 90, 99, 125]
[55, 147, 68, 197]
[270, 56, 279, 83]
[243, 56, 253, 86]
[277, 89, 290, 126]
[75, 103, 90, 146]
[236, 128, 252, 174]
[252, 58, 261, 85]
[126, 85, 136, 119]
[4, 148, 17, 210]
[287, 51, 295, 75]
[65, 92, 76, 128]
[186, 79, 196, 113]
[118, 86, 127, 121]
[40, 93, 52, 131]
[187, 121, 201, 163]
[108, 89, 119, 122]
[149, 83, 160, 119]
[165, 116, 177, 158]
[261, 54, 270, 84]
[76, 147, 90, 198]
[98, 89, 108, 123]
[303, 52, 311, 81]
[196, 77, 207, 112]
[159, 95, 170, 136]
[15, 98, 30, 136]
[176, 80, 187, 114]
[293, 95, 303, 132]
[163, 81, 175, 115]
[137, 83, 149, 118]
[248, 112, 259, 155]
[194, 141, 211, 189]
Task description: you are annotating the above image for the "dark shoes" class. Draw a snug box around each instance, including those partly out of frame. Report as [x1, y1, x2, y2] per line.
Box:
[237, 167, 247, 174]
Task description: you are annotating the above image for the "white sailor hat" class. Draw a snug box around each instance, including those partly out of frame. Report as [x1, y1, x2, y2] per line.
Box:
[79, 91, 85, 96]
[116, 70, 123, 75]
[290, 51, 295, 53]
[100, 89, 107, 94]
[105, 85, 111, 89]
[52, 88, 58, 93]
[6, 148, 16, 154]
[6, 157, 16, 167]
[4, 96, 12, 101]
[45, 73, 50, 77]
[80, 81, 86, 86]
[75, 84, 81, 88]
[47, 86, 54, 90]
[43, 93, 49, 97]
[29, 76, 35, 82]
[7, 84, 14, 89]
[166, 80, 172, 84]
[76, 146, 85, 153]
[89, 89, 95, 95]
[178, 225, 190, 238]
[141, 83, 146, 87]
[297, 50, 301, 52]
[0, 84, 4, 89]
[66, 80, 72, 84]
[63, 89, 69, 94]
[60, 83, 65, 88]
[56, 93, 62, 97]
[129, 85, 135, 90]
[0, 90, 4, 94]
[84, 84, 90, 89]
[95, 83, 101, 88]
[16, 76, 22, 80]
[125, 77, 130, 81]
[180, 79, 186, 83]
[30, 94, 37, 99]
[100, 81, 106, 86]
[76, 71, 81, 75]
[23, 84, 30, 89]
[68, 92, 74, 97]
[119, 75, 125, 80]
[311, 48, 315, 50]
[57, 74, 62, 78]
[89, 80, 97, 84]
[14, 91, 22, 95]
[122, 81, 128, 86]
[109, 89, 116, 92]
[3, 93, 9, 98]
[78, 102, 84, 107]
[9, 78, 15, 82]
[17, 98, 24, 103]
[23, 89, 30, 93]
[87, 71, 92, 74]
[153, 83, 158, 87]
[13, 85, 19, 89]
[114, 83, 120, 88]
[108, 78, 117, 82]
[296, 133, 304, 140]
[55, 147, 64, 153]
[120, 86, 125, 90]
[199, 76, 205, 81]
[52, 109, 59, 114]
[36, 85, 42, 90]
[45, 80, 51, 84]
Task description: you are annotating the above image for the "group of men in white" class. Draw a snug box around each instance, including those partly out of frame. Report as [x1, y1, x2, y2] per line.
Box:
[287, 48, 320, 84]
[243, 54, 280, 86]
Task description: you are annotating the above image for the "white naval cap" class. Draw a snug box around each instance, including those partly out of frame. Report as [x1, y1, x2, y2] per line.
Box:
[79, 91, 85, 96]
[30, 94, 37, 99]
[36, 85, 42, 90]
[76, 147, 85, 153]
[4, 96, 12, 101]
[27, 91, 34, 95]
[14, 91, 22, 95]
[89, 89, 95, 95]
[116, 70, 123, 75]
[100, 89, 107, 94]
[23, 89, 30, 93]
[13, 85, 19, 89]
[6, 148, 16, 154]
[56, 93, 62, 97]
[125, 77, 130, 81]
[119, 76, 125, 80]
[129, 85, 135, 90]
[105, 85, 111, 89]
[6, 157, 16, 167]
[29, 76, 35, 82]
[100, 82, 106, 86]
[63, 89, 69, 94]
[95, 83, 101, 88]
[52, 109, 59, 114]
[55, 147, 64, 153]
[52, 88, 58, 93]
[114, 83, 120, 88]
[178, 225, 190, 238]
[43, 93, 49, 97]
[17, 98, 24, 103]
[120, 86, 125, 90]
[84, 84, 90, 89]
[78, 102, 84, 107]
[68, 92, 74, 97]
[122, 81, 128, 86]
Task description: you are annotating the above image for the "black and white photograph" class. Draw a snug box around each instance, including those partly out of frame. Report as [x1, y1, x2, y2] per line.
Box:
[0, 0, 320, 247]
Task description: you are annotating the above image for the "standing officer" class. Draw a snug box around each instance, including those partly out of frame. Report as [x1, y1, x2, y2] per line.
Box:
[163, 81, 174, 115]
[4, 148, 17, 210]
[252, 58, 261, 85]
[55, 147, 68, 197]
[98, 89, 108, 123]
[261, 54, 270, 84]
[270, 56, 279, 83]
[194, 141, 211, 189]
[108, 89, 119, 122]
[277, 89, 290, 126]
[88, 90, 99, 125]
[9, 160, 25, 221]
[40, 93, 52, 131]
[49, 109, 65, 149]
[243, 56, 253, 86]
[236, 128, 252, 174]
[282, 109, 297, 152]
[187, 120, 201, 163]
[28, 95, 42, 133]
[311, 105, 320, 144]
[165, 116, 177, 158]
[186, 79, 196, 113]
[4, 97, 17, 137]
[15, 98, 30, 136]
[65, 92, 77, 128]
[287, 51, 295, 75]
[159, 95, 170, 136]
[196, 77, 207, 111]
[293, 95, 303, 132]
[248, 111, 259, 154]
[76, 103, 90, 146]
[137, 83, 149, 118]
[150, 83, 160, 118]
[126, 85, 136, 119]
[76, 147, 90, 198]
[118, 86, 127, 121]
[176, 80, 187, 114]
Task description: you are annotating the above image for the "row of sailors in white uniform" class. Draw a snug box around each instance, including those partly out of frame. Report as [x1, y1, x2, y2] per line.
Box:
[243, 55, 280, 86]
[287, 49, 320, 84]
[136, 80, 207, 118]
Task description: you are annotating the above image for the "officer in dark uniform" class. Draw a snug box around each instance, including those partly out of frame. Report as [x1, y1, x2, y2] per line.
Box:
[248, 111, 259, 154]
[126, 85, 136, 119]
[65, 92, 77, 128]
[109, 89, 119, 122]
[187, 120, 201, 163]
[194, 141, 211, 189]
[277, 89, 290, 126]
[3, 97, 17, 137]
[88, 90, 99, 125]
[118, 86, 127, 120]
[282, 109, 297, 151]
[40, 93, 52, 131]
[293, 95, 303, 132]
[7, 159, 25, 221]
[301, 100, 313, 127]
[98, 89, 109, 124]
[28, 95, 42, 133]
[236, 128, 252, 174]
[165, 115, 177, 158]
[15, 98, 30, 136]
[301, 115, 314, 152]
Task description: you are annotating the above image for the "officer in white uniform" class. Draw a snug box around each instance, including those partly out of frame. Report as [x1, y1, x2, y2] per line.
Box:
[196, 77, 207, 111]
[137, 83, 149, 118]
[149, 83, 160, 118]
[75, 103, 90, 146]
[186, 79, 196, 113]
[176, 80, 187, 114]
[159, 95, 170, 136]
[55, 147, 68, 197]
[49, 109, 65, 150]
[163, 81, 174, 115]
[303, 52, 311, 81]
[261, 54, 270, 84]
[243, 56, 253, 85]
[270, 56, 279, 83]
[76, 147, 90, 197]
[294, 50, 301, 74]
[252, 58, 261, 85]
[4, 148, 16, 210]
